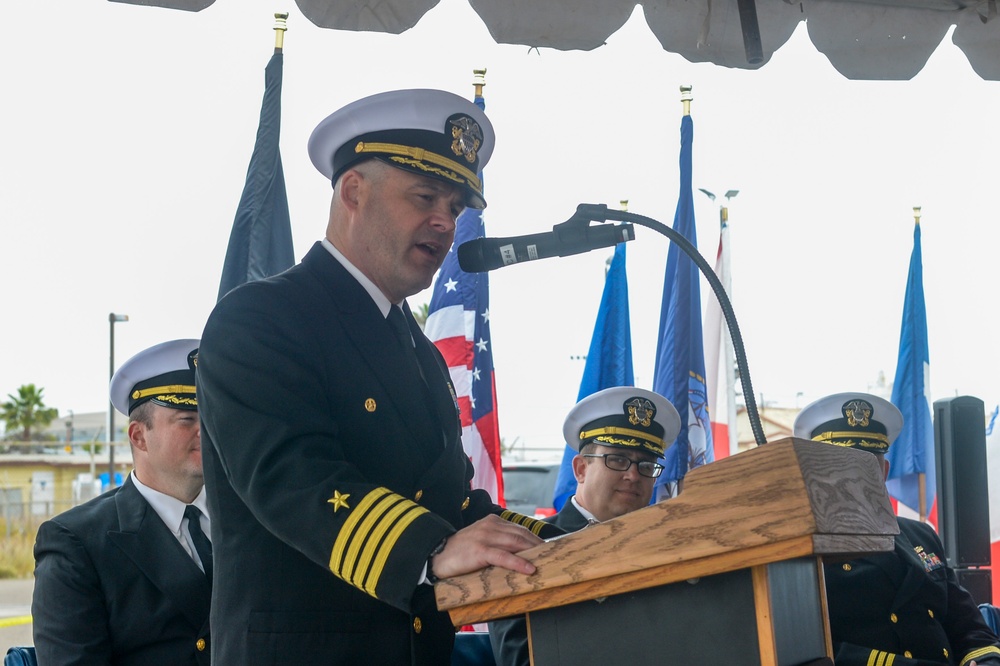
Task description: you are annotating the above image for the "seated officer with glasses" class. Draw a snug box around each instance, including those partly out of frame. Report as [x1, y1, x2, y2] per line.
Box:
[489, 386, 680, 666]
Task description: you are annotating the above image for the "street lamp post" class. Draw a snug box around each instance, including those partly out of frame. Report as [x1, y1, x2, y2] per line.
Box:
[108, 313, 128, 489]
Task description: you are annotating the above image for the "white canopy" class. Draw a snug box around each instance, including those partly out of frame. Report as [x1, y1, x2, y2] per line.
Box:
[110, 0, 1000, 80]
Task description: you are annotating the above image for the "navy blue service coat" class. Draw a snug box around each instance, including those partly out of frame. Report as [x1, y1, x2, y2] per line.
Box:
[198, 244, 557, 666]
[32, 476, 212, 666]
[825, 516, 1000, 665]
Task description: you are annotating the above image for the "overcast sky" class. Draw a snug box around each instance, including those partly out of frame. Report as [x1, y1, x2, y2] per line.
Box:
[4, 0, 999, 453]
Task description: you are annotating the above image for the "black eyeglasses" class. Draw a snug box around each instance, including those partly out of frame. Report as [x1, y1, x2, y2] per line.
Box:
[581, 453, 664, 478]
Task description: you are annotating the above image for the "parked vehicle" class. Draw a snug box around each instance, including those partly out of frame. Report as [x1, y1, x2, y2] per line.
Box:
[502, 463, 560, 518]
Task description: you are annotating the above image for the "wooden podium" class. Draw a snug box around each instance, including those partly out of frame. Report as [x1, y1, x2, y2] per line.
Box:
[436, 438, 899, 665]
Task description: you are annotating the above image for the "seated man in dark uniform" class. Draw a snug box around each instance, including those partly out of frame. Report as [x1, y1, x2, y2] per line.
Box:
[489, 386, 680, 666]
[794, 392, 1000, 666]
[32, 339, 211, 666]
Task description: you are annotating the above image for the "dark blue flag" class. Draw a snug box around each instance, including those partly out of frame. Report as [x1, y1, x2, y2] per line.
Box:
[551, 243, 634, 511]
[887, 219, 936, 524]
[217, 52, 294, 301]
[652, 114, 713, 501]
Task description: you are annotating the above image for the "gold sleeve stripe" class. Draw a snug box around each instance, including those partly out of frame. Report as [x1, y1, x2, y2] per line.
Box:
[364, 506, 427, 595]
[865, 650, 894, 666]
[499, 510, 547, 536]
[962, 646, 1000, 666]
[341, 494, 408, 582]
[352, 499, 418, 591]
[331, 489, 393, 578]
[329, 488, 430, 595]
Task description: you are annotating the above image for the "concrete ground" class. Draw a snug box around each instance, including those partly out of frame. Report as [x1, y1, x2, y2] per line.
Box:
[0, 578, 34, 650]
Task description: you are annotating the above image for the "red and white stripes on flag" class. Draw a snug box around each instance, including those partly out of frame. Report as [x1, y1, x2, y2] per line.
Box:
[424, 274, 502, 501]
[703, 234, 730, 461]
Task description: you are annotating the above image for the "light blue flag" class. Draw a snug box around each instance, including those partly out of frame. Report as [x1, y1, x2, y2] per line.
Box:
[887, 220, 936, 521]
[652, 114, 714, 501]
[551, 243, 634, 511]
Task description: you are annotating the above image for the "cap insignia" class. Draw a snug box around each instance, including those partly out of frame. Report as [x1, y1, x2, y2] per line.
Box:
[449, 115, 482, 164]
[624, 397, 655, 427]
[843, 399, 872, 428]
[188, 349, 198, 370]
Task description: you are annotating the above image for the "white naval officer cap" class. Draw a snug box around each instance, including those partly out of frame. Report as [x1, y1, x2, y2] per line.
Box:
[307, 89, 495, 209]
[793, 392, 903, 454]
[110, 339, 200, 416]
[563, 386, 681, 458]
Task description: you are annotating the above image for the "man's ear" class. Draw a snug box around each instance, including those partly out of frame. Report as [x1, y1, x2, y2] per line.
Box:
[128, 420, 147, 452]
[572, 454, 588, 484]
[338, 169, 365, 212]
[883, 458, 890, 482]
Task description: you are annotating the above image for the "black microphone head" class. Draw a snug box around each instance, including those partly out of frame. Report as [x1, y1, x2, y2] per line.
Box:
[457, 238, 492, 273]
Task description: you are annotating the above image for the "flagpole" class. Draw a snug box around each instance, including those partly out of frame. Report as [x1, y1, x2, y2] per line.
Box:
[720, 192, 740, 457]
[473, 68, 486, 98]
[679, 83, 693, 496]
[274, 12, 288, 53]
[914, 205, 927, 522]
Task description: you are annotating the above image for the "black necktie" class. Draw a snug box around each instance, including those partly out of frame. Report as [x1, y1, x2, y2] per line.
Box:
[184, 505, 213, 581]
[387, 306, 426, 381]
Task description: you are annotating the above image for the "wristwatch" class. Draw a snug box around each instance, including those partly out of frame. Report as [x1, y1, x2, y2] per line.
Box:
[426, 537, 448, 584]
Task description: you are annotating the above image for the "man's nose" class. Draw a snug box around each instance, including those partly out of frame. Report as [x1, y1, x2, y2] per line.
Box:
[429, 206, 458, 232]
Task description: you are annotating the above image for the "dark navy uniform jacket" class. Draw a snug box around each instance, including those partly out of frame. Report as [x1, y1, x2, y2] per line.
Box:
[32, 476, 212, 666]
[825, 516, 1000, 666]
[489, 501, 591, 666]
[198, 243, 558, 666]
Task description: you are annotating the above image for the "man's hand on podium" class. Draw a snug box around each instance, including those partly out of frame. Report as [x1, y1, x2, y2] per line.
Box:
[430, 514, 542, 580]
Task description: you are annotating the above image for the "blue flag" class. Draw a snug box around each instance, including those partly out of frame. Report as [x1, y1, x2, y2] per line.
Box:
[218, 52, 294, 301]
[652, 114, 713, 500]
[887, 220, 935, 522]
[551, 243, 634, 511]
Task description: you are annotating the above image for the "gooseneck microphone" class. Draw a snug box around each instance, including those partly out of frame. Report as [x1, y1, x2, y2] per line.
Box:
[455, 202, 767, 447]
[457, 211, 634, 273]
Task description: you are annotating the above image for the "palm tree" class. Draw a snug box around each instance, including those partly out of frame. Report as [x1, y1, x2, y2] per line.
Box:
[411, 303, 430, 330]
[2, 383, 59, 451]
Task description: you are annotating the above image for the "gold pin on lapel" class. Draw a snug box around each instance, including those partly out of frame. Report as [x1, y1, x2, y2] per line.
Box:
[364, 398, 376, 412]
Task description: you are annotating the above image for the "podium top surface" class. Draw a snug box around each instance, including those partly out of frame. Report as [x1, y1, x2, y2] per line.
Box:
[436, 438, 899, 624]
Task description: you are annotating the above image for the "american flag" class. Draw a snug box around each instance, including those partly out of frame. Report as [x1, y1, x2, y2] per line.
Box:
[424, 93, 503, 503]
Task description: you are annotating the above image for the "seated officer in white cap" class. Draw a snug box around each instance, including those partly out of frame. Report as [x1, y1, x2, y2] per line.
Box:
[32, 339, 211, 666]
[197, 89, 561, 666]
[794, 392, 1000, 666]
[489, 386, 681, 666]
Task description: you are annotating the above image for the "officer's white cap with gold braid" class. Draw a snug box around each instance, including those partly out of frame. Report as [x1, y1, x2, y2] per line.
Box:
[110, 339, 200, 415]
[308, 89, 495, 209]
[563, 386, 681, 458]
[793, 392, 903, 455]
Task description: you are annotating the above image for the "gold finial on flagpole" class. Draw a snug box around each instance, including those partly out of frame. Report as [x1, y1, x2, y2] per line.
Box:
[619, 199, 629, 212]
[274, 13, 289, 53]
[913, 206, 922, 226]
[473, 69, 487, 98]
[680, 85, 693, 116]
